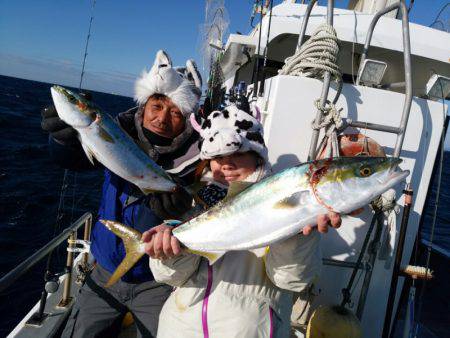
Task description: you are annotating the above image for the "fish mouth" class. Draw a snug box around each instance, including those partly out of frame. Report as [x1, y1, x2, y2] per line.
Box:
[377, 167, 410, 194]
[51, 85, 73, 101]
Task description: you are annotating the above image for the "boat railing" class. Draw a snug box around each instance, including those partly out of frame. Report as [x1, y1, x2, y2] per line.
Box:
[0, 212, 92, 326]
[355, 0, 413, 158]
[295, 0, 413, 159]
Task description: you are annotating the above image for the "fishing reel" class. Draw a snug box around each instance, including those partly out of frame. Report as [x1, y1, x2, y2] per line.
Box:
[226, 81, 251, 114]
[44, 271, 65, 294]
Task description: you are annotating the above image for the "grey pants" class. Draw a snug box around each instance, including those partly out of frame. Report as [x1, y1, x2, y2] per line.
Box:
[62, 265, 172, 338]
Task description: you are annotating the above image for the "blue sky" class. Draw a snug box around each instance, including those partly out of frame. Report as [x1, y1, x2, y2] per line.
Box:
[1, 0, 449, 147]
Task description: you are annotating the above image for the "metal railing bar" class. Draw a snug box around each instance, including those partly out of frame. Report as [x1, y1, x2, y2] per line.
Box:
[0, 212, 92, 293]
[322, 258, 364, 269]
[346, 119, 402, 134]
[295, 0, 318, 53]
[307, 0, 335, 160]
[357, 0, 413, 158]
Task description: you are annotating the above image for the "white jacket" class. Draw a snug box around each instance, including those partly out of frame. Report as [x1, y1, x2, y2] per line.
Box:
[150, 167, 322, 338]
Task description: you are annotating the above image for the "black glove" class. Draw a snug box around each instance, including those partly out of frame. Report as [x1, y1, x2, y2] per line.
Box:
[41, 105, 78, 145]
[149, 188, 193, 220]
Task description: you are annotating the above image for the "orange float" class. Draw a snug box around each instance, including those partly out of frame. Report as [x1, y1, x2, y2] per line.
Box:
[317, 133, 386, 159]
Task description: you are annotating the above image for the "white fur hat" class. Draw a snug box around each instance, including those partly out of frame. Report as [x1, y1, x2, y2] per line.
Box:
[134, 50, 202, 116]
[196, 105, 268, 161]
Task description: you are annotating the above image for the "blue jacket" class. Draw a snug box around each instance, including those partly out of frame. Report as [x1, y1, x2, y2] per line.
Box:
[91, 168, 162, 282]
[49, 107, 200, 283]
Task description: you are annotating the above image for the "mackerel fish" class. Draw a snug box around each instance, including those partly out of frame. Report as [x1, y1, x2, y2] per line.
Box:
[50, 85, 176, 193]
[100, 156, 409, 286]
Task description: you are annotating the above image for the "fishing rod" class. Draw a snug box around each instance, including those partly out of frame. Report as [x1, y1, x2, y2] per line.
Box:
[79, 0, 97, 90]
[258, 0, 274, 97]
[252, 0, 264, 99]
[29, 1, 98, 325]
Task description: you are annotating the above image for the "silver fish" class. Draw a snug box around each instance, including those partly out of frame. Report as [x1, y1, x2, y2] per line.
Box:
[50, 85, 176, 193]
[172, 156, 409, 262]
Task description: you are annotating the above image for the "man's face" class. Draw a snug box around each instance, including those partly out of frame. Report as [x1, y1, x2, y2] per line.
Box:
[143, 96, 185, 139]
[210, 152, 258, 186]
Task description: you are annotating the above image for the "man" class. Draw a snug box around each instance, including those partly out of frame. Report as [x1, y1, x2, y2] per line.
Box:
[42, 50, 203, 338]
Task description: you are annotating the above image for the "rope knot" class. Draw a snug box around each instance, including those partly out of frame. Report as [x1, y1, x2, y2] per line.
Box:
[311, 100, 344, 136]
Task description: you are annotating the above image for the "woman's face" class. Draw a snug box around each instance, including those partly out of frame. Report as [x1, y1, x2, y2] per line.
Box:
[210, 152, 258, 186]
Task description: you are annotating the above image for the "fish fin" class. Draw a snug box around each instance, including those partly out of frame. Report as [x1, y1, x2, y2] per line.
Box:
[99, 220, 144, 287]
[273, 191, 306, 209]
[139, 187, 160, 195]
[250, 246, 270, 258]
[186, 249, 225, 265]
[223, 181, 253, 202]
[184, 181, 207, 196]
[98, 126, 115, 143]
[81, 142, 96, 165]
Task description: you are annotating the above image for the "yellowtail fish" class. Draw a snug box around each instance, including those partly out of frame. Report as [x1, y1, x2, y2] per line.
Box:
[50, 85, 176, 193]
[101, 157, 409, 286]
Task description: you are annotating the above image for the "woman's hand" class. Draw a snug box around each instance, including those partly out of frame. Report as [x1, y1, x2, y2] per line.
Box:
[302, 208, 364, 235]
[142, 224, 182, 259]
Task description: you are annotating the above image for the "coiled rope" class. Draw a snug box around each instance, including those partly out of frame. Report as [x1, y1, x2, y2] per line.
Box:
[279, 23, 342, 98]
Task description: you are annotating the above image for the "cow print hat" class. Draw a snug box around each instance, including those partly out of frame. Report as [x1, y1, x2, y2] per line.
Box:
[196, 105, 268, 162]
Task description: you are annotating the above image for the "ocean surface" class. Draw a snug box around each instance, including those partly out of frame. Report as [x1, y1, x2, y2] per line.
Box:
[0, 75, 449, 336]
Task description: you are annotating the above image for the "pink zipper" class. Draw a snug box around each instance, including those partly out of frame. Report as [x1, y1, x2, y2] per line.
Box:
[202, 264, 213, 338]
[269, 307, 274, 338]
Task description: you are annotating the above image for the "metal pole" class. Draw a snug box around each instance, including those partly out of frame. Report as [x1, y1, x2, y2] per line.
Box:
[382, 185, 413, 338]
[323, 258, 364, 270]
[308, 0, 335, 160]
[296, 0, 318, 53]
[393, 1, 413, 158]
[59, 232, 76, 307]
[252, 1, 265, 98]
[82, 215, 92, 266]
[356, 211, 384, 319]
[258, 0, 274, 96]
[341, 212, 380, 307]
[346, 119, 402, 134]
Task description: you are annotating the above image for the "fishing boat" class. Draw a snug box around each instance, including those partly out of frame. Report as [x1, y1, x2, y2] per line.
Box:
[2, 0, 449, 337]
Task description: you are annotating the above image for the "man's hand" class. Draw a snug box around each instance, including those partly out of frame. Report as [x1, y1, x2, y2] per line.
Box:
[41, 105, 79, 145]
[302, 208, 364, 235]
[142, 224, 182, 260]
[149, 188, 193, 220]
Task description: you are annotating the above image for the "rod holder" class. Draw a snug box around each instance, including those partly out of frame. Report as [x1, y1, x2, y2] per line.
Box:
[58, 232, 76, 308]
[82, 215, 92, 267]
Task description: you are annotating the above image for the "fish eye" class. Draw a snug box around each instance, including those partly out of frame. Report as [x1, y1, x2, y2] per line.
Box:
[359, 166, 372, 177]
[67, 94, 77, 103]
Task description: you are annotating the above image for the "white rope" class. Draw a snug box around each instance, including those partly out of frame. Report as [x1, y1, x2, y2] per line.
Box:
[310, 100, 344, 136]
[279, 23, 341, 83]
[375, 189, 400, 268]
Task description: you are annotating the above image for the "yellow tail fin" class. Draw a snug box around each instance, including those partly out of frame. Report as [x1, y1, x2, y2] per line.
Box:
[99, 220, 145, 287]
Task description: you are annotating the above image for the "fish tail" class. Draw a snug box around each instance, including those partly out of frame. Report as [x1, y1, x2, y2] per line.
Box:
[99, 220, 145, 287]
